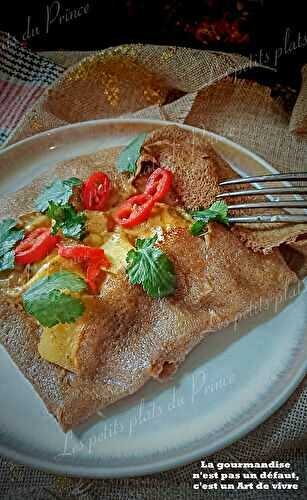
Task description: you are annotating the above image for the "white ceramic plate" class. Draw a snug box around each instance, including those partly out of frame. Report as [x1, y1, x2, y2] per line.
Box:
[0, 119, 306, 478]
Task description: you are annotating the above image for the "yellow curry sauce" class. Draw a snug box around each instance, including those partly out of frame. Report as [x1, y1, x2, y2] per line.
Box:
[0, 188, 190, 373]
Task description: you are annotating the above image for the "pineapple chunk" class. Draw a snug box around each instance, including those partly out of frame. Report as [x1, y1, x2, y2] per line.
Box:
[38, 321, 84, 372]
[102, 232, 133, 273]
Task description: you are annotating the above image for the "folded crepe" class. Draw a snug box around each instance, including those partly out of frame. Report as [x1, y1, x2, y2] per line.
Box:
[140, 126, 307, 253]
[0, 125, 304, 431]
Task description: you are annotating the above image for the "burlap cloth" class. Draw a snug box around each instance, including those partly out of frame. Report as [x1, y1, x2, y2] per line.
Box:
[0, 45, 306, 499]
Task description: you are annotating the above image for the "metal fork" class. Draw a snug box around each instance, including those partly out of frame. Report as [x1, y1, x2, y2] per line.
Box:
[217, 172, 307, 223]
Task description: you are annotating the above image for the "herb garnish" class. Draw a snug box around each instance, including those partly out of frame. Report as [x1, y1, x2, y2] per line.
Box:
[22, 271, 87, 327]
[126, 235, 176, 298]
[0, 218, 24, 271]
[116, 133, 147, 176]
[190, 201, 229, 236]
[47, 202, 86, 240]
[35, 177, 82, 213]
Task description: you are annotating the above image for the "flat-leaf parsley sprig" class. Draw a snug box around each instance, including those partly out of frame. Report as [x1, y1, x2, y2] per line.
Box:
[0, 218, 24, 271]
[35, 177, 86, 240]
[35, 177, 82, 213]
[116, 133, 147, 176]
[47, 202, 86, 240]
[22, 271, 87, 327]
[126, 235, 176, 298]
[190, 200, 229, 236]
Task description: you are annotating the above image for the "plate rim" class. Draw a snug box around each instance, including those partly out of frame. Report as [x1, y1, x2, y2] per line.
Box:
[0, 117, 280, 177]
[0, 118, 306, 478]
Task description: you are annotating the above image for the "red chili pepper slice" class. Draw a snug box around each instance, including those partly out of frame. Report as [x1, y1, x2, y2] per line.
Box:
[144, 168, 173, 202]
[113, 193, 155, 228]
[15, 228, 59, 266]
[58, 244, 110, 293]
[86, 261, 105, 294]
[58, 245, 109, 266]
[82, 171, 111, 211]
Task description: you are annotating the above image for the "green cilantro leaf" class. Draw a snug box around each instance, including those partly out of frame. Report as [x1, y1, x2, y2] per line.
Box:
[0, 218, 24, 271]
[126, 235, 176, 298]
[116, 133, 147, 175]
[22, 271, 87, 327]
[190, 200, 229, 236]
[47, 202, 86, 240]
[35, 177, 82, 212]
[0, 250, 15, 271]
[190, 220, 207, 237]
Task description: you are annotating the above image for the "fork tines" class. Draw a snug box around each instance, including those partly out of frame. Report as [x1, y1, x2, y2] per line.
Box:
[219, 172, 307, 186]
[218, 172, 307, 224]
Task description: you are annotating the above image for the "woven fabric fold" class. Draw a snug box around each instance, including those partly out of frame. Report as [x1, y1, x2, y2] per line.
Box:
[0, 32, 64, 146]
[5, 43, 260, 146]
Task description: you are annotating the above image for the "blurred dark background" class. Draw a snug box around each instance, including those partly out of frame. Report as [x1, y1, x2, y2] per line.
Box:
[1, 0, 307, 91]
